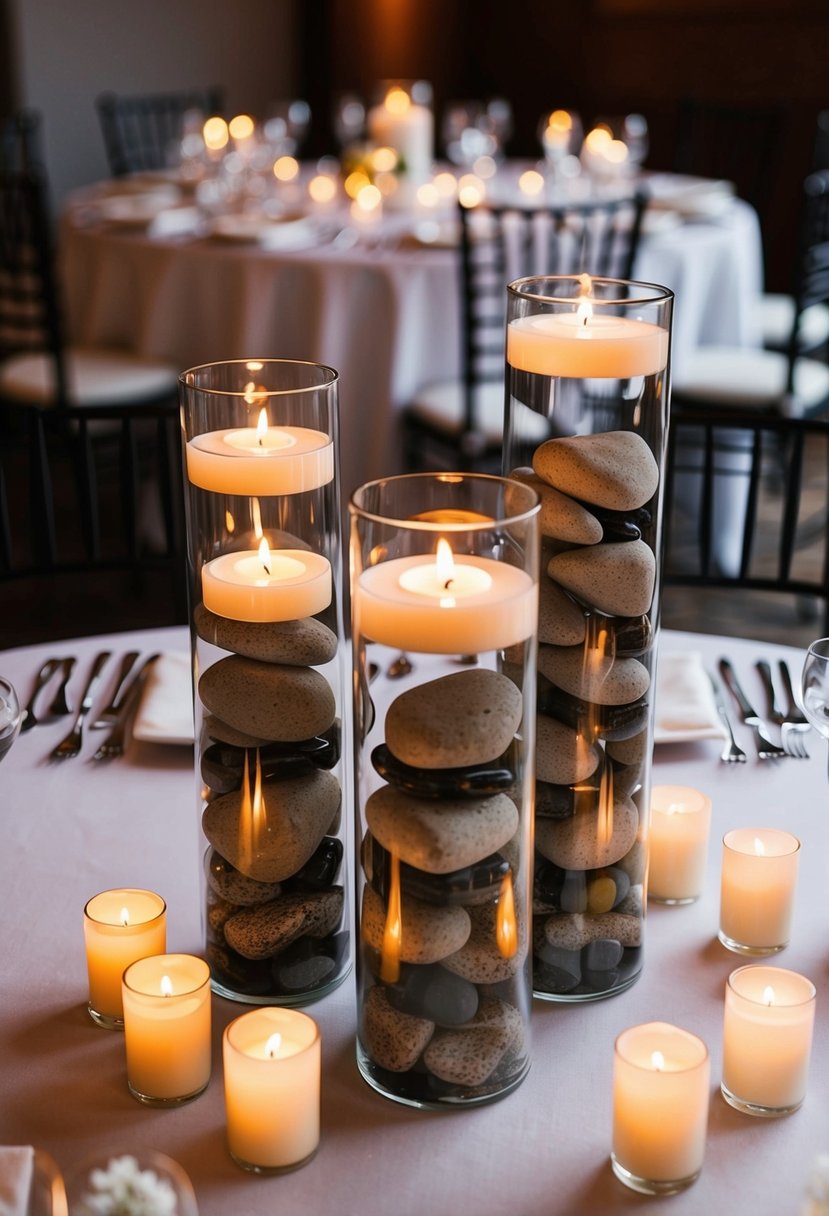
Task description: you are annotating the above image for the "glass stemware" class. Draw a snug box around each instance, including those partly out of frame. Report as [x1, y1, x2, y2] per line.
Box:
[0, 678, 21, 762]
[801, 637, 829, 777]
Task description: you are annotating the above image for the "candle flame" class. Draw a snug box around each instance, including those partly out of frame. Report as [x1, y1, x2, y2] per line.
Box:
[385, 86, 411, 115]
[160, 975, 173, 997]
[576, 274, 593, 326]
[225, 510, 235, 534]
[651, 1051, 665, 1072]
[251, 497, 263, 540]
[754, 837, 766, 856]
[266, 1033, 282, 1058]
[763, 986, 775, 1006]
[258, 536, 271, 576]
[239, 749, 266, 876]
[495, 871, 518, 958]
[380, 851, 403, 984]
[120, 907, 129, 926]
[435, 537, 455, 590]
[256, 408, 268, 446]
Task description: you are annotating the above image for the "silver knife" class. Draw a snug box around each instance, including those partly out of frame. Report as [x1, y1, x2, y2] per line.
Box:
[91, 651, 141, 728]
[718, 658, 786, 759]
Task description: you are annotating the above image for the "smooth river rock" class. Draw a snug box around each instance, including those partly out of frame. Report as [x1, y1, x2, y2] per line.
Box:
[361, 883, 471, 964]
[206, 851, 282, 906]
[508, 468, 603, 545]
[387, 963, 480, 1027]
[202, 768, 341, 882]
[194, 603, 338, 667]
[442, 902, 528, 985]
[532, 431, 659, 512]
[536, 797, 639, 870]
[537, 643, 650, 706]
[361, 985, 434, 1072]
[384, 669, 523, 770]
[199, 654, 336, 742]
[542, 910, 642, 950]
[366, 785, 519, 875]
[538, 577, 587, 647]
[535, 714, 600, 786]
[547, 540, 656, 618]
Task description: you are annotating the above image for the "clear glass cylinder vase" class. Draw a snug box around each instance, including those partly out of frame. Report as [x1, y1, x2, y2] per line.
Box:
[349, 473, 540, 1107]
[181, 359, 351, 1006]
[504, 275, 673, 1002]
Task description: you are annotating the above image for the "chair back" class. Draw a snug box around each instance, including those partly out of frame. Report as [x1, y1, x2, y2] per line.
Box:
[95, 87, 224, 176]
[790, 170, 829, 371]
[664, 404, 829, 633]
[457, 191, 648, 434]
[1, 109, 43, 171]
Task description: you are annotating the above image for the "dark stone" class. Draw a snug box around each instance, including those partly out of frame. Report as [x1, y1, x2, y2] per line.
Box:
[606, 614, 654, 658]
[206, 942, 275, 996]
[535, 781, 577, 820]
[559, 870, 588, 914]
[537, 676, 649, 740]
[371, 741, 518, 800]
[283, 837, 344, 892]
[200, 723, 341, 794]
[363, 833, 510, 907]
[582, 939, 624, 971]
[579, 969, 621, 994]
[605, 866, 631, 909]
[576, 500, 652, 544]
[271, 932, 349, 993]
[533, 950, 582, 994]
[534, 858, 564, 904]
[386, 963, 479, 1027]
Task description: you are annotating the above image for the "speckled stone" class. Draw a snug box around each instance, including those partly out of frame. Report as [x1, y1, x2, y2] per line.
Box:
[199, 655, 336, 742]
[542, 910, 641, 950]
[538, 577, 587, 647]
[423, 999, 522, 1087]
[361, 984, 434, 1072]
[532, 431, 659, 512]
[606, 729, 650, 768]
[508, 468, 603, 545]
[366, 785, 519, 875]
[202, 768, 341, 882]
[194, 603, 338, 667]
[202, 715, 272, 749]
[385, 669, 523, 770]
[442, 901, 528, 984]
[224, 887, 344, 959]
[536, 797, 639, 870]
[535, 714, 600, 786]
[615, 838, 647, 884]
[361, 883, 471, 964]
[547, 541, 656, 618]
[537, 643, 650, 706]
[207, 898, 235, 935]
[206, 851, 282, 906]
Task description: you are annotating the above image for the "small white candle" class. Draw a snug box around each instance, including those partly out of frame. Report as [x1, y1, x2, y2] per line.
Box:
[186, 419, 334, 496]
[649, 786, 712, 904]
[122, 954, 212, 1105]
[356, 538, 537, 654]
[83, 889, 166, 1028]
[201, 541, 332, 622]
[367, 85, 433, 185]
[223, 1008, 320, 1173]
[722, 965, 816, 1115]
[612, 1021, 709, 1194]
[719, 827, 800, 954]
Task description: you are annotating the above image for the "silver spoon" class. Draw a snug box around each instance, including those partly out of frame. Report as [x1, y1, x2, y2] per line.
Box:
[20, 658, 62, 732]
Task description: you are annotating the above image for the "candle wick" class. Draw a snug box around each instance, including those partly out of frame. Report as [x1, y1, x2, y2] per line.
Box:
[581, 313, 588, 327]
[444, 577, 454, 591]
[263, 561, 271, 576]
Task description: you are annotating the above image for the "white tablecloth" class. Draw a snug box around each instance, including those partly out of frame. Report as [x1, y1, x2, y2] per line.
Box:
[1, 627, 826, 1215]
[60, 178, 763, 499]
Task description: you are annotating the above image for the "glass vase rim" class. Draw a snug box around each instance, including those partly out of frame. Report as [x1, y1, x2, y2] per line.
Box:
[727, 964, 816, 1006]
[614, 1021, 709, 1071]
[349, 471, 540, 531]
[122, 953, 211, 998]
[179, 358, 339, 397]
[224, 1007, 321, 1059]
[507, 274, 674, 308]
[84, 888, 167, 927]
[805, 636, 829, 660]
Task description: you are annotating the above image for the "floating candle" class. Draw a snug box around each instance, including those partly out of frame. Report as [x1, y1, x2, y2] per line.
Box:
[201, 540, 332, 622]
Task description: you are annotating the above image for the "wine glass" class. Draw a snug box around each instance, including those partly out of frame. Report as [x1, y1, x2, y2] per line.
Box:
[0, 678, 21, 762]
[801, 637, 829, 776]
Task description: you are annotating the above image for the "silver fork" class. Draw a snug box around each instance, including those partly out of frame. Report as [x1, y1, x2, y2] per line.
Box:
[708, 673, 747, 763]
[93, 655, 158, 761]
[718, 658, 787, 760]
[779, 660, 812, 759]
[91, 650, 140, 728]
[49, 651, 111, 760]
[46, 657, 76, 717]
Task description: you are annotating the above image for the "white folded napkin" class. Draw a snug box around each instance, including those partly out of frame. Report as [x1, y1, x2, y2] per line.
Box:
[208, 213, 319, 250]
[147, 205, 202, 239]
[132, 651, 194, 745]
[654, 651, 725, 743]
[0, 1146, 33, 1216]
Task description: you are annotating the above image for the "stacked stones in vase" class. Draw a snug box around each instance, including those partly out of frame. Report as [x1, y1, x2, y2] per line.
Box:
[181, 360, 350, 1006]
[350, 475, 540, 1107]
[505, 276, 673, 1002]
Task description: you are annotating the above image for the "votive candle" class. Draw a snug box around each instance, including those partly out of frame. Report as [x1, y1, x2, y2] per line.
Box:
[719, 828, 800, 954]
[649, 786, 712, 904]
[83, 889, 166, 1028]
[722, 965, 816, 1116]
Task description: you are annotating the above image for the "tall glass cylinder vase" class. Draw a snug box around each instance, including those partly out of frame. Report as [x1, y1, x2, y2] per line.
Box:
[504, 276, 673, 1002]
[350, 473, 540, 1107]
[181, 359, 351, 1005]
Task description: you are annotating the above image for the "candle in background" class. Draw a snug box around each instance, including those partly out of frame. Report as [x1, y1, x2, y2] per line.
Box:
[83, 889, 166, 1029]
[186, 412, 334, 497]
[367, 83, 434, 187]
[612, 1021, 710, 1195]
[201, 542, 332, 622]
[122, 954, 211, 1106]
[223, 1008, 320, 1173]
[719, 827, 800, 954]
[649, 786, 712, 904]
[722, 965, 816, 1116]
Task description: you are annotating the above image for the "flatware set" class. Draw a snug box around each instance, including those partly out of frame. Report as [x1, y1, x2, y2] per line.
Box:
[715, 657, 812, 762]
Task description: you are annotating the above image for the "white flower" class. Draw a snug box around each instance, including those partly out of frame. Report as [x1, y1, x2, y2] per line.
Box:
[79, 1155, 179, 1216]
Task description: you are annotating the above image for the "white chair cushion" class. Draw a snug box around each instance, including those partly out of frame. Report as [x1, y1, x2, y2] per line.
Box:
[0, 346, 178, 407]
[673, 346, 829, 416]
[752, 294, 829, 351]
[409, 379, 550, 443]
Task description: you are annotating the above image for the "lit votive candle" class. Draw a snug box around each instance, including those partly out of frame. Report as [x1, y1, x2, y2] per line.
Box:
[223, 1008, 320, 1174]
[507, 299, 669, 379]
[612, 1021, 710, 1196]
[122, 954, 211, 1106]
[649, 786, 712, 904]
[718, 827, 800, 955]
[83, 889, 166, 1029]
[186, 414, 334, 496]
[722, 965, 816, 1116]
[201, 540, 332, 622]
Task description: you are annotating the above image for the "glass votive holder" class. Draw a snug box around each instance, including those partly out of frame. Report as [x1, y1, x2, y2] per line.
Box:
[718, 828, 800, 955]
[223, 1008, 320, 1174]
[83, 889, 167, 1028]
[612, 1021, 710, 1196]
[722, 965, 816, 1116]
[122, 954, 212, 1106]
[648, 786, 712, 904]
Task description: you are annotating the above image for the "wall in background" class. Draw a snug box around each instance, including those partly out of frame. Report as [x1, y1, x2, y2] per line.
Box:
[5, 0, 297, 207]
